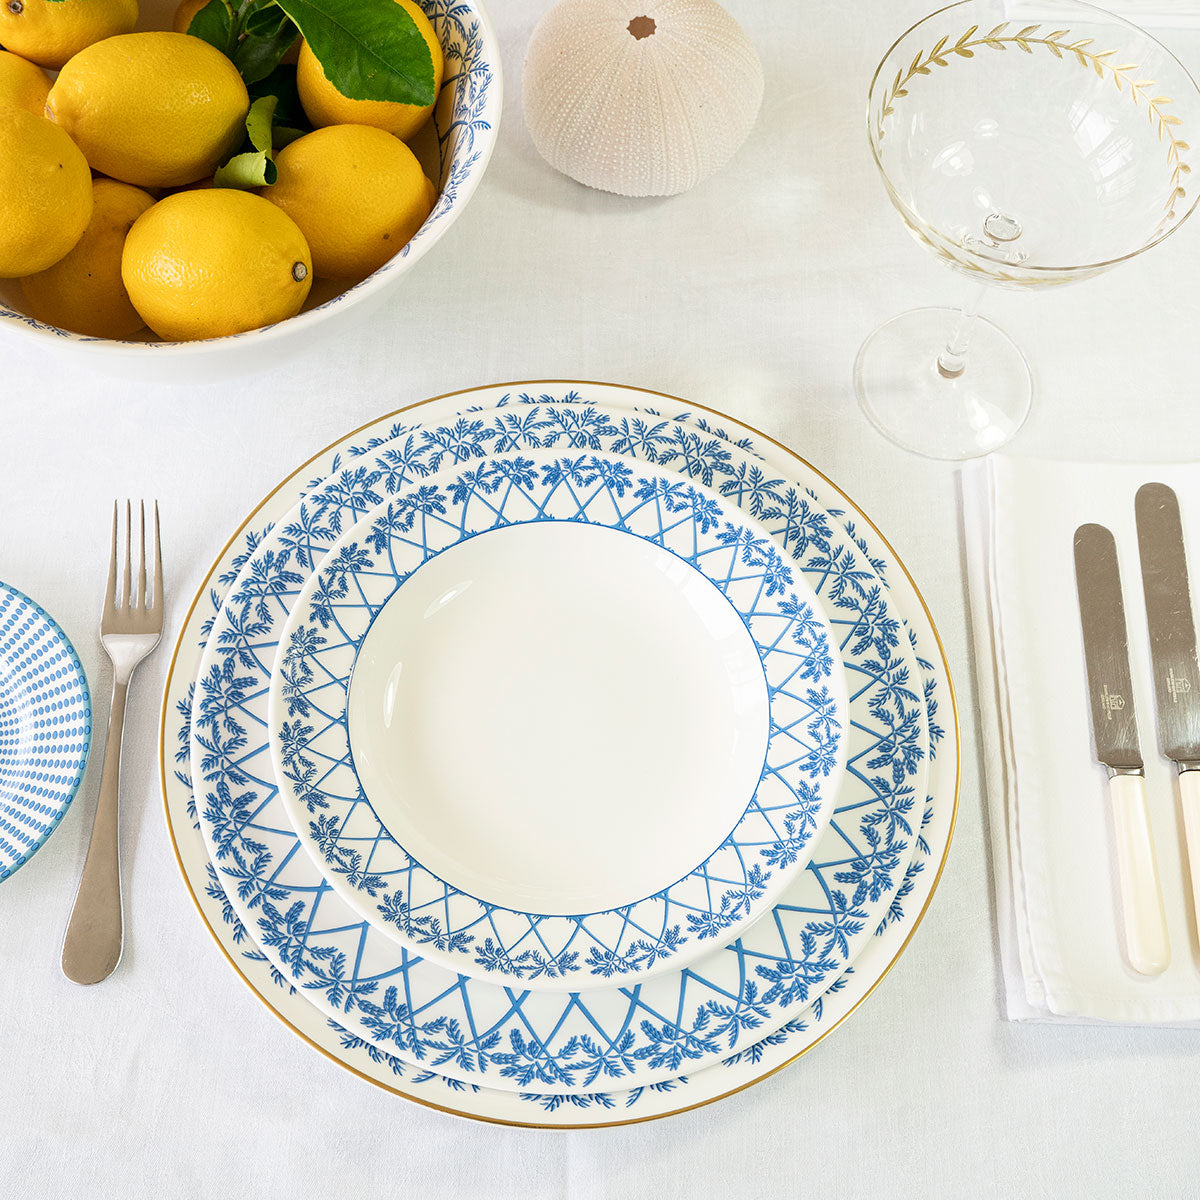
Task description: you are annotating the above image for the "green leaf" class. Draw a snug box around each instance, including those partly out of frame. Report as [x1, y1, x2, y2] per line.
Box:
[214, 95, 278, 188]
[186, 0, 236, 57]
[233, 18, 300, 86]
[248, 63, 312, 142]
[272, 0, 435, 107]
[245, 94, 277, 153]
[214, 151, 278, 187]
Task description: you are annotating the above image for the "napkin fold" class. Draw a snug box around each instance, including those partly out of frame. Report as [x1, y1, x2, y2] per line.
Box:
[964, 456, 1200, 1024]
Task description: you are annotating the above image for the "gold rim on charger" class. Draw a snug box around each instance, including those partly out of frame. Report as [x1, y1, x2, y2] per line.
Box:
[158, 380, 961, 1129]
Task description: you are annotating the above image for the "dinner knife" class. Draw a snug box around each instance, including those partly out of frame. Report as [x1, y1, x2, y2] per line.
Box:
[1136, 481, 1200, 930]
[1074, 522, 1170, 976]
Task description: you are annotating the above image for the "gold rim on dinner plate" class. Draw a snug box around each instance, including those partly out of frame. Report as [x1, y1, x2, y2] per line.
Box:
[158, 379, 961, 1130]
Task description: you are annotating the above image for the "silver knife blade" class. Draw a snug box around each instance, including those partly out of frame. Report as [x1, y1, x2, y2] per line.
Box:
[1135, 481, 1200, 765]
[1074, 523, 1143, 771]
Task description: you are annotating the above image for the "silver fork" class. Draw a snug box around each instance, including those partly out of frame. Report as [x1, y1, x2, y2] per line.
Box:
[62, 501, 164, 985]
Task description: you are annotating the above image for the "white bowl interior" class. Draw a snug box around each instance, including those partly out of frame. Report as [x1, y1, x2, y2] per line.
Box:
[346, 521, 771, 915]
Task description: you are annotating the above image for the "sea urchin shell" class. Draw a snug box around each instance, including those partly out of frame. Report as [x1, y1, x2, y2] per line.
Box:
[522, 0, 764, 197]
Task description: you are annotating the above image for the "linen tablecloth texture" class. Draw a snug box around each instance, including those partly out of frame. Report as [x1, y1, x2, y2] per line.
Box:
[964, 457, 1200, 1023]
[7, 1, 1200, 1195]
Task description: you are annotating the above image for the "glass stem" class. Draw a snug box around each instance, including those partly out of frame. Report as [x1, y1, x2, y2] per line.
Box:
[937, 283, 987, 379]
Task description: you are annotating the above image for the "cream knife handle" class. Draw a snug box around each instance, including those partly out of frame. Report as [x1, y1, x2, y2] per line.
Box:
[1109, 772, 1170, 976]
[1178, 768, 1200, 931]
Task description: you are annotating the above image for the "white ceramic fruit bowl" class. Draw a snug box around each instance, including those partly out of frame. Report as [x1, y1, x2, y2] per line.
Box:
[0, 0, 500, 381]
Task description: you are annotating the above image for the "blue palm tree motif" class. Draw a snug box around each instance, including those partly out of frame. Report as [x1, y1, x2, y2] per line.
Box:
[834, 825, 902, 906]
[311, 467, 384, 534]
[230, 547, 305, 621]
[843, 585, 902, 658]
[813, 545, 874, 602]
[719, 463, 786, 518]
[278, 625, 325, 716]
[755, 933, 841, 1006]
[214, 599, 272, 671]
[658, 428, 734, 486]
[278, 502, 340, 571]
[376, 436, 433, 493]
[779, 596, 834, 680]
[539, 400, 619, 448]
[377, 893, 475, 954]
[759, 489, 833, 555]
[419, 417, 498, 470]
[490, 403, 557, 450]
[202, 778, 257, 858]
[495, 1031, 585, 1088]
[632, 1013, 722, 1072]
[862, 780, 916, 845]
[194, 711, 249, 791]
[704, 981, 771, 1049]
[610, 415, 675, 462]
[761, 788, 826, 867]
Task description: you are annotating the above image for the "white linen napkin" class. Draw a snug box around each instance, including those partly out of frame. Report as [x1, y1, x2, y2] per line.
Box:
[963, 456, 1200, 1023]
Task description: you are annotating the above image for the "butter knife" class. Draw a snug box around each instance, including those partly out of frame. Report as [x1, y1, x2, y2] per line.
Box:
[1074, 522, 1170, 976]
[1135, 482, 1200, 930]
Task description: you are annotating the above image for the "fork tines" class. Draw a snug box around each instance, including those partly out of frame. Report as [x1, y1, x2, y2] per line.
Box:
[104, 500, 163, 625]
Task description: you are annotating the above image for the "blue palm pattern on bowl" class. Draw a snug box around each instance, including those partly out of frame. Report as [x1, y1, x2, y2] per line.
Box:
[187, 394, 931, 1094]
[0, 0, 497, 345]
[166, 390, 950, 1116]
[0, 584, 92, 881]
[271, 449, 846, 988]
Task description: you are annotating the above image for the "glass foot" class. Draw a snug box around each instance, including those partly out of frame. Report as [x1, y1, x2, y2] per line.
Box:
[853, 308, 1032, 461]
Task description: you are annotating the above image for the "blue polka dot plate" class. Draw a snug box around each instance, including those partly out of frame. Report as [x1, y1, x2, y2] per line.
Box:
[0, 584, 91, 882]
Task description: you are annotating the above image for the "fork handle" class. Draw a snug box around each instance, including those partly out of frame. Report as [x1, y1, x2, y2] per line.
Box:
[61, 675, 129, 985]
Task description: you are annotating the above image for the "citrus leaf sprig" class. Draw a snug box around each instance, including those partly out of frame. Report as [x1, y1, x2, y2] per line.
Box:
[187, 0, 435, 189]
[186, 0, 435, 103]
[213, 94, 278, 187]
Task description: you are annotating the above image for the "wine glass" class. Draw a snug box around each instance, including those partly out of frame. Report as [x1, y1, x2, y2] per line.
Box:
[857, 0, 1200, 460]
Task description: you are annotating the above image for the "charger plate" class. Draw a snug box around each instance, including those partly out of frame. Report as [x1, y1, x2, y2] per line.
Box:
[268, 450, 847, 990]
[190, 400, 926, 1092]
[161, 382, 957, 1125]
[0, 583, 92, 881]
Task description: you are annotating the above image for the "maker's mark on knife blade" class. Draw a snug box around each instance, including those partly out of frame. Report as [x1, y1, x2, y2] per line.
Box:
[1135, 482, 1200, 765]
[1073, 522, 1142, 772]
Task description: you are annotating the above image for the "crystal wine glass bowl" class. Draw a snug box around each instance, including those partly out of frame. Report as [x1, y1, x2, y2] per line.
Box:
[857, 0, 1200, 459]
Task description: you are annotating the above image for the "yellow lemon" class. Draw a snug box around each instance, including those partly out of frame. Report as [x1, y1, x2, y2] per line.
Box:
[296, 0, 443, 142]
[171, 0, 208, 33]
[0, 107, 92, 277]
[122, 189, 312, 341]
[0, 49, 50, 117]
[20, 178, 154, 338]
[47, 32, 249, 188]
[0, 0, 137, 70]
[262, 124, 433, 280]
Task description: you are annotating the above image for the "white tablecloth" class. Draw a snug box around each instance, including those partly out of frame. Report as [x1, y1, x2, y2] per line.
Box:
[3, 2, 1200, 1196]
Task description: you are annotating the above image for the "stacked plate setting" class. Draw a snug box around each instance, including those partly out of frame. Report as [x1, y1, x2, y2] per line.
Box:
[161, 382, 958, 1126]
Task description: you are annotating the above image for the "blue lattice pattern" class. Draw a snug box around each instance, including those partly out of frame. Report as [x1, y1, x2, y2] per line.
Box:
[271, 450, 846, 988]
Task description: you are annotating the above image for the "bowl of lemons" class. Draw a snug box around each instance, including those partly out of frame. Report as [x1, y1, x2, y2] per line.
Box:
[0, 0, 499, 377]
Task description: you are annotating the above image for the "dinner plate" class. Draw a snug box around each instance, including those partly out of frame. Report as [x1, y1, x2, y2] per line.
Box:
[188, 396, 927, 1093]
[160, 383, 957, 1124]
[268, 449, 847, 990]
[0, 583, 92, 881]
